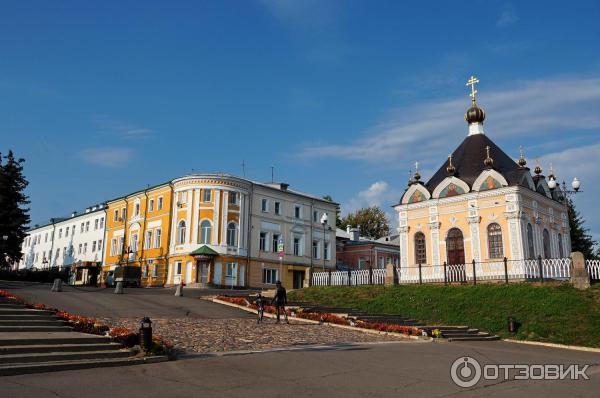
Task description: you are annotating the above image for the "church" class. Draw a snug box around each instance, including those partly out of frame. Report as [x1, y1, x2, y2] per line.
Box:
[394, 77, 571, 282]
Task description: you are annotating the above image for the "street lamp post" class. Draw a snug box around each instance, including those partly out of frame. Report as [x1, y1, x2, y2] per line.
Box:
[320, 213, 328, 271]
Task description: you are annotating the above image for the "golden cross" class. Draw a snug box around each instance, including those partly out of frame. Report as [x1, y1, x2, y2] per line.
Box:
[448, 154, 453, 167]
[415, 161, 419, 173]
[485, 145, 491, 158]
[519, 145, 524, 158]
[466, 75, 480, 104]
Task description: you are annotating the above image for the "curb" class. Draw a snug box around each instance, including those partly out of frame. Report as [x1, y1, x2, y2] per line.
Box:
[211, 298, 430, 342]
[503, 339, 600, 353]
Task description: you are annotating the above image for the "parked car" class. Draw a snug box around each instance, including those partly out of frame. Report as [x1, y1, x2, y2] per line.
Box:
[113, 266, 141, 287]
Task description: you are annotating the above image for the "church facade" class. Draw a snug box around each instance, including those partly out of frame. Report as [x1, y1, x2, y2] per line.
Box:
[394, 77, 570, 281]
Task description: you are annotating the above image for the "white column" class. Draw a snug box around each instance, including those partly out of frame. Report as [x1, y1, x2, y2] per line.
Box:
[213, 189, 221, 245]
[467, 217, 481, 263]
[238, 193, 245, 250]
[221, 191, 229, 246]
[191, 188, 199, 244]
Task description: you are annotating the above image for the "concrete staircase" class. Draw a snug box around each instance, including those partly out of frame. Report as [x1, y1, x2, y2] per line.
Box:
[289, 302, 500, 341]
[0, 297, 154, 376]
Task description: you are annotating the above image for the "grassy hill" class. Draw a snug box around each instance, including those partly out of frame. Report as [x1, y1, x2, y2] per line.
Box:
[289, 283, 600, 347]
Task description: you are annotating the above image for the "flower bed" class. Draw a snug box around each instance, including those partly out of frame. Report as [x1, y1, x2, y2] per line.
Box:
[215, 295, 423, 337]
[0, 289, 173, 354]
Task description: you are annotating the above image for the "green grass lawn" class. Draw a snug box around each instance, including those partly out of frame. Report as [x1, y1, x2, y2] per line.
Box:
[289, 283, 600, 347]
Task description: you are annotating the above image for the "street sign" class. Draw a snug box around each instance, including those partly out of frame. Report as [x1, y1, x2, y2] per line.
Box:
[277, 238, 284, 258]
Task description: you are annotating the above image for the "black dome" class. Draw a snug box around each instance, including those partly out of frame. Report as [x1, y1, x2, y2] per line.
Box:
[465, 105, 485, 124]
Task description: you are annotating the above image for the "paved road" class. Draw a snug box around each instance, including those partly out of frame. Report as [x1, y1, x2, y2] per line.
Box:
[0, 281, 253, 319]
[1, 340, 599, 397]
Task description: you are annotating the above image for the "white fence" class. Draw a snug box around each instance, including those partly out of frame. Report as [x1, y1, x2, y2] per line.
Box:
[312, 268, 387, 286]
[312, 257, 597, 287]
[587, 260, 600, 280]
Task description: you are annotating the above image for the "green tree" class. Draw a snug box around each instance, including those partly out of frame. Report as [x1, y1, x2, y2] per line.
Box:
[322, 195, 342, 227]
[340, 206, 390, 240]
[0, 151, 30, 269]
[567, 198, 597, 259]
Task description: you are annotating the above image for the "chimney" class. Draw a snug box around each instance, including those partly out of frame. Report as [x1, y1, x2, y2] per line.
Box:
[350, 227, 360, 242]
[71, 211, 78, 217]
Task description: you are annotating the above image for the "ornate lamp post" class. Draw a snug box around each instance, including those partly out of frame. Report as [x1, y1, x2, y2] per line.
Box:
[320, 213, 328, 271]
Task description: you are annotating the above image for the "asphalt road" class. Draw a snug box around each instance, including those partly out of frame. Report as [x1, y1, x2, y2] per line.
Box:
[0, 280, 253, 319]
[1, 339, 599, 397]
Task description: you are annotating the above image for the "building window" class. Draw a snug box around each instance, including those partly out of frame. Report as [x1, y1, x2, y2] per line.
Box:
[114, 209, 119, 221]
[312, 240, 319, 259]
[149, 199, 154, 212]
[178, 221, 186, 245]
[543, 229, 551, 259]
[44, 233, 48, 242]
[58, 229, 62, 238]
[293, 237, 300, 256]
[85, 221, 90, 232]
[111, 239, 117, 256]
[92, 241, 97, 252]
[261, 199, 268, 212]
[272, 234, 280, 253]
[98, 239, 102, 250]
[158, 197, 163, 210]
[78, 244, 82, 254]
[324, 241, 330, 260]
[143, 264, 148, 278]
[152, 262, 158, 277]
[558, 233, 564, 258]
[487, 223, 504, 259]
[175, 261, 182, 275]
[378, 256, 384, 268]
[94, 219, 99, 230]
[262, 268, 278, 284]
[274, 202, 281, 215]
[226, 263, 236, 277]
[130, 234, 138, 252]
[527, 223, 535, 259]
[313, 210, 319, 223]
[294, 205, 301, 219]
[358, 257, 367, 269]
[229, 192, 238, 205]
[81, 223, 85, 233]
[414, 232, 427, 265]
[179, 191, 187, 204]
[259, 232, 267, 251]
[199, 220, 211, 244]
[145, 230, 152, 249]
[118, 237, 124, 255]
[203, 189, 211, 202]
[56, 248, 60, 259]
[121, 208, 126, 220]
[227, 222, 238, 246]
[154, 229, 162, 248]
[134, 203, 140, 216]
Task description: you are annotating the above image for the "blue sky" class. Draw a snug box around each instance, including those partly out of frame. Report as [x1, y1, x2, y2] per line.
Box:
[2, 1, 600, 239]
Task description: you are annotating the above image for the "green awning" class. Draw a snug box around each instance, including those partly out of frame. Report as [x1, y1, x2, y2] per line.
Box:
[190, 245, 219, 256]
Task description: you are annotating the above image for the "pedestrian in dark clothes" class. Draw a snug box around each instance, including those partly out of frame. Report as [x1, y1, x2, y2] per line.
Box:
[271, 281, 289, 324]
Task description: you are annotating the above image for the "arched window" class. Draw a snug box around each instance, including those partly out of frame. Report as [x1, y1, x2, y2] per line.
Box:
[199, 220, 212, 244]
[177, 221, 186, 245]
[543, 229, 551, 259]
[414, 232, 427, 265]
[226, 222, 238, 247]
[487, 223, 503, 258]
[558, 233, 564, 258]
[527, 223, 535, 259]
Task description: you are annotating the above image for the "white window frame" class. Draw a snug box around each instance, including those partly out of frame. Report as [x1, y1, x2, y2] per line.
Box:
[149, 199, 155, 212]
[158, 197, 163, 210]
[274, 201, 281, 215]
[203, 189, 212, 203]
[154, 229, 162, 248]
[262, 268, 278, 284]
[261, 198, 268, 212]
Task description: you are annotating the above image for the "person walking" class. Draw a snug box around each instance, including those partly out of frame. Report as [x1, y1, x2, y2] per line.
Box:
[271, 281, 289, 324]
[255, 293, 265, 324]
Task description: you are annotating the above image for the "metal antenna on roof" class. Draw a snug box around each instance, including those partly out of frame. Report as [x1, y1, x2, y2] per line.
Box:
[241, 160, 246, 177]
[270, 166, 275, 183]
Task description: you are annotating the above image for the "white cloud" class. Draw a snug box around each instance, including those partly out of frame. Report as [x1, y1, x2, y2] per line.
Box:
[342, 181, 403, 227]
[299, 76, 600, 166]
[497, 3, 518, 27]
[91, 115, 154, 139]
[79, 147, 134, 168]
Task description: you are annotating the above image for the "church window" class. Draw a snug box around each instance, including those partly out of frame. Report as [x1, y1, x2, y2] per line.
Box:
[487, 223, 503, 258]
[177, 221, 186, 245]
[543, 229, 551, 259]
[527, 223, 535, 259]
[414, 232, 427, 265]
[558, 233, 564, 258]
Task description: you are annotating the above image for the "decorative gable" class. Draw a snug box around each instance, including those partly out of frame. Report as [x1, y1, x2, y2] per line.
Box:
[401, 184, 431, 205]
[432, 177, 470, 199]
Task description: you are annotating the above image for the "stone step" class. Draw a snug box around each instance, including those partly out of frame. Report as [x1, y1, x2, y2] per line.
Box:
[421, 326, 469, 331]
[442, 332, 490, 338]
[0, 356, 165, 377]
[0, 315, 60, 321]
[0, 342, 123, 355]
[0, 320, 69, 327]
[0, 332, 111, 347]
[0, 309, 55, 316]
[0, 325, 73, 333]
[0, 349, 132, 365]
[447, 335, 501, 342]
[440, 329, 480, 335]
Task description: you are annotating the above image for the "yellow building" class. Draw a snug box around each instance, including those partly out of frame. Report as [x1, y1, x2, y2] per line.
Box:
[394, 77, 571, 282]
[102, 174, 338, 289]
[102, 183, 173, 287]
